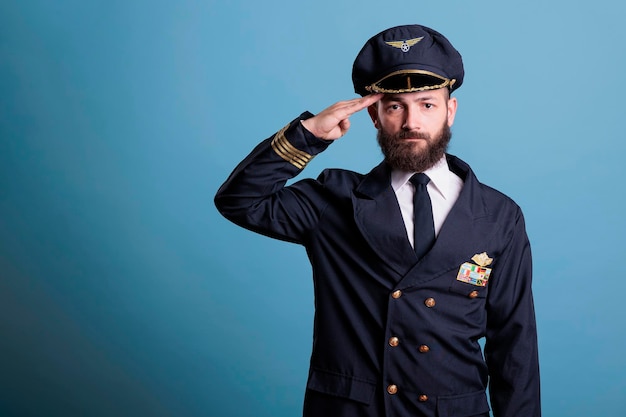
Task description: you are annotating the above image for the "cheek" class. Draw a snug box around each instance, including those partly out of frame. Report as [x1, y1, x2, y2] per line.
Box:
[378, 115, 403, 132]
[427, 112, 450, 129]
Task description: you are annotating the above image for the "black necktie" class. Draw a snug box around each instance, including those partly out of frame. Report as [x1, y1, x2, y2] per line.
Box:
[409, 173, 435, 259]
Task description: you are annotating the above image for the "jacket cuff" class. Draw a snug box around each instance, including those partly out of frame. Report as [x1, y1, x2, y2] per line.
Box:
[270, 112, 332, 169]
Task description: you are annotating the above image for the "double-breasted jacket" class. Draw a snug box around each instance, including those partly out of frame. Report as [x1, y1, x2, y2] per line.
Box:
[215, 113, 540, 417]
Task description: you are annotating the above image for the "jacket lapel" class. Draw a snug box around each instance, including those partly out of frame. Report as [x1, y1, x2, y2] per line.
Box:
[352, 162, 418, 277]
[399, 155, 501, 287]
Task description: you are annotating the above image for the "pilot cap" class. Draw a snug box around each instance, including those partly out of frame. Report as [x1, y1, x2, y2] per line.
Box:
[352, 24, 464, 96]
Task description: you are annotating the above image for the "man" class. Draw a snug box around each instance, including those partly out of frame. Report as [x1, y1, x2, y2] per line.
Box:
[215, 24, 540, 417]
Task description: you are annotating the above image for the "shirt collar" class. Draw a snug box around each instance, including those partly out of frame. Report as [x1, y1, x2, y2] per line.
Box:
[390, 156, 457, 200]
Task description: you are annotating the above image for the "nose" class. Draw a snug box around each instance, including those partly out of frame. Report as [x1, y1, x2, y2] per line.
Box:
[402, 105, 421, 131]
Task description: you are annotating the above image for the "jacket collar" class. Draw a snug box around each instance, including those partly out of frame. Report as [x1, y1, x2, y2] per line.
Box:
[351, 155, 497, 282]
[352, 161, 416, 276]
[353, 161, 392, 200]
[400, 154, 497, 288]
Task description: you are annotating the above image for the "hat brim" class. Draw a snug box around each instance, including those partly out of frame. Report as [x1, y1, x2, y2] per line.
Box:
[364, 69, 456, 94]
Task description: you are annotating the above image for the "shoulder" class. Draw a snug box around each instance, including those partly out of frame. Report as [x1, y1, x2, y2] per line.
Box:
[448, 154, 523, 218]
[478, 180, 517, 205]
[315, 168, 366, 191]
[480, 182, 523, 218]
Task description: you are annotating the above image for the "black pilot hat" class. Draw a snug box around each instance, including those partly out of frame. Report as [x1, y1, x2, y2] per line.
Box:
[352, 24, 464, 96]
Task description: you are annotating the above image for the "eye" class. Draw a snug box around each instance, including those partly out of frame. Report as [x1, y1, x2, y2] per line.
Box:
[386, 103, 403, 112]
[423, 103, 434, 109]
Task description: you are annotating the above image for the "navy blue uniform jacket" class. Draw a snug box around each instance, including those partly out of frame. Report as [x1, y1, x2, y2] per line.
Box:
[215, 113, 540, 417]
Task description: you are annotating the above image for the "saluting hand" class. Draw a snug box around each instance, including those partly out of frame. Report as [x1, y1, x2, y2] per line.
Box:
[301, 94, 383, 140]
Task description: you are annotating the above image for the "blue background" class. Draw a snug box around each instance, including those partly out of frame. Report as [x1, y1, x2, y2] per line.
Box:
[1, 1, 625, 416]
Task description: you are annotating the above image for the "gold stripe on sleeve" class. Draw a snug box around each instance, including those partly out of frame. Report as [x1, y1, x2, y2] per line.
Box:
[271, 123, 314, 169]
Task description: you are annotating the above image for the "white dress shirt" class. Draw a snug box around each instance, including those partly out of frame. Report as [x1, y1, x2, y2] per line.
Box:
[391, 156, 464, 248]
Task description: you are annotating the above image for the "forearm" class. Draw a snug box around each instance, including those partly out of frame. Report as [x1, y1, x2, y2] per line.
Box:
[214, 112, 332, 242]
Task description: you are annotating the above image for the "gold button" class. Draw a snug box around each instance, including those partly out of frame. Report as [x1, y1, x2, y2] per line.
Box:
[418, 394, 428, 402]
[389, 337, 399, 347]
[468, 290, 479, 299]
[387, 384, 398, 395]
[418, 344, 430, 353]
[424, 297, 436, 308]
[392, 290, 402, 299]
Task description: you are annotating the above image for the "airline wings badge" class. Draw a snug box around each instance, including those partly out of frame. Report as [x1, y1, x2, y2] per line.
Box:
[385, 37, 424, 52]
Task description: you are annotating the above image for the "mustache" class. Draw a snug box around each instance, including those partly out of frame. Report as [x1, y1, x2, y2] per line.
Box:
[397, 130, 430, 140]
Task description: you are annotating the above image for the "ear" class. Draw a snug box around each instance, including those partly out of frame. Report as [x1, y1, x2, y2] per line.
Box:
[446, 97, 458, 127]
[367, 104, 380, 129]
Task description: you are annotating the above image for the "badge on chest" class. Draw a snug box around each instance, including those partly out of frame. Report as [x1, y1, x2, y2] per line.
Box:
[456, 252, 493, 287]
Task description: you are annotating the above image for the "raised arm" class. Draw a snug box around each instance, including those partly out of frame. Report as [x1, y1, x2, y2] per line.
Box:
[214, 95, 381, 243]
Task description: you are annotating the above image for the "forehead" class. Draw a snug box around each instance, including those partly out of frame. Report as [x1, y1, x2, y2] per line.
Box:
[382, 88, 448, 102]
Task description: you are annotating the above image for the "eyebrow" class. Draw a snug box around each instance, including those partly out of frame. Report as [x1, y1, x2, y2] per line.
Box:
[383, 94, 437, 103]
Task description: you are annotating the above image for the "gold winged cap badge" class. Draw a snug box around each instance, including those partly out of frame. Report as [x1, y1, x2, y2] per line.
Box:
[385, 37, 424, 52]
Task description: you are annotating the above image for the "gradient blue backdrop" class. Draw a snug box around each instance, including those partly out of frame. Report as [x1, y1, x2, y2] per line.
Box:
[1, 1, 625, 416]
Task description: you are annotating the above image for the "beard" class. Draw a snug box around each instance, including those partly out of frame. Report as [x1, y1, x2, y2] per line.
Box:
[377, 122, 452, 172]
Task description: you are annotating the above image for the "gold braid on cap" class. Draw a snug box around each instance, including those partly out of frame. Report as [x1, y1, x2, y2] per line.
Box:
[271, 123, 314, 169]
[364, 69, 456, 94]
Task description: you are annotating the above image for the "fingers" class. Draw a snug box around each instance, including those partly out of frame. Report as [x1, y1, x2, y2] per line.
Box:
[301, 94, 383, 140]
[334, 94, 383, 119]
[338, 118, 350, 134]
[361, 93, 384, 107]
